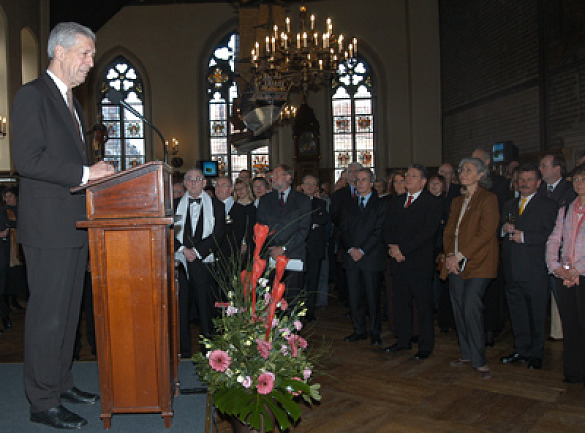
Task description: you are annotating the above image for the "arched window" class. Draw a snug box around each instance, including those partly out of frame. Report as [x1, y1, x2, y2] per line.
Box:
[98, 56, 146, 171]
[208, 33, 270, 180]
[331, 57, 375, 181]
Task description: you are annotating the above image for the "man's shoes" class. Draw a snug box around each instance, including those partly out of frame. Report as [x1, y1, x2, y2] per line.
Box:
[527, 358, 542, 370]
[477, 366, 492, 380]
[60, 387, 100, 405]
[384, 343, 411, 353]
[31, 406, 88, 429]
[371, 337, 381, 346]
[344, 333, 367, 342]
[547, 337, 563, 342]
[413, 351, 431, 360]
[500, 353, 526, 364]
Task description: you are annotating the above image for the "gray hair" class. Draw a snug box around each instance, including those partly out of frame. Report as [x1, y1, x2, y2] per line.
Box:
[459, 157, 491, 189]
[48, 22, 95, 59]
[346, 162, 362, 175]
[358, 168, 375, 183]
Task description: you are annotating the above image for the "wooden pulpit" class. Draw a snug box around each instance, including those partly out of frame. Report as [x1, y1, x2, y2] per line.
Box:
[75, 161, 179, 429]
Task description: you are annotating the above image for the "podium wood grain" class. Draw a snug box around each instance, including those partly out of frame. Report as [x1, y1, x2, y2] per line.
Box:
[77, 162, 179, 429]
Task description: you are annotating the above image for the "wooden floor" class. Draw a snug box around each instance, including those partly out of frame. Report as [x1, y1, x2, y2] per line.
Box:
[2, 297, 585, 432]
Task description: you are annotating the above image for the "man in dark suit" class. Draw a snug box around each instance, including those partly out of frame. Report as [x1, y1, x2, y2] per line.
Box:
[500, 163, 558, 370]
[257, 164, 311, 304]
[301, 174, 329, 322]
[11, 22, 113, 429]
[384, 164, 442, 360]
[214, 176, 255, 266]
[175, 168, 225, 357]
[329, 162, 362, 305]
[539, 153, 576, 208]
[340, 168, 387, 345]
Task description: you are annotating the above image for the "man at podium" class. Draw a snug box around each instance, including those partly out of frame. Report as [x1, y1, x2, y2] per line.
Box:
[12, 22, 113, 429]
[174, 168, 225, 357]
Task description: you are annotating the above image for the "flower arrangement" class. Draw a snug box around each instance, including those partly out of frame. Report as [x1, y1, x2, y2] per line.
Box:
[193, 223, 321, 432]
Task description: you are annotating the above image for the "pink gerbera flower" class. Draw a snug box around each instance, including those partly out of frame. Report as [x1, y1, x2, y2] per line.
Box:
[256, 372, 275, 395]
[256, 338, 272, 360]
[208, 350, 231, 372]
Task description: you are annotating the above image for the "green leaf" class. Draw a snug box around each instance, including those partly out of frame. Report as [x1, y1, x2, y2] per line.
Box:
[270, 389, 302, 420]
[263, 395, 292, 431]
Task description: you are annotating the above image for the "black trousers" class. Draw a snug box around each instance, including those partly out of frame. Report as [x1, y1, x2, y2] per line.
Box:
[178, 260, 218, 357]
[23, 244, 88, 412]
[346, 266, 381, 339]
[557, 277, 585, 382]
[393, 270, 434, 352]
[506, 278, 548, 359]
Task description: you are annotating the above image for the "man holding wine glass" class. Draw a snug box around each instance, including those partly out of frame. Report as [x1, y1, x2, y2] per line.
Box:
[500, 163, 558, 370]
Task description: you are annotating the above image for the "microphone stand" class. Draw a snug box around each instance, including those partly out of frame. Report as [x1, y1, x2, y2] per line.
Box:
[106, 89, 168, 164]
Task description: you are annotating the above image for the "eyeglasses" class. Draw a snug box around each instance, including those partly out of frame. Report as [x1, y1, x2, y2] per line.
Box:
[457, 167, 476, 174]
[185, 177, 204, 183]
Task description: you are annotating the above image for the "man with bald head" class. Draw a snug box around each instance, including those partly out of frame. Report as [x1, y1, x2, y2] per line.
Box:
[175, 168, 225, 357]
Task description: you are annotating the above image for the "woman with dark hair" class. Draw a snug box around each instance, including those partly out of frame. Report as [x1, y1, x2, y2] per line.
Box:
[442, 157, 499, 379]
[546, 164, 585, 384]
[389, 170, 406, 196]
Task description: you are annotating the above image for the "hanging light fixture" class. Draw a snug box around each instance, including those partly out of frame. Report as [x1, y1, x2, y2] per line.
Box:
[250, 5, 358, 100]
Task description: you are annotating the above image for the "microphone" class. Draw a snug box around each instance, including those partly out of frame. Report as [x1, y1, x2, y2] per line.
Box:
[106, 88, 168, 164]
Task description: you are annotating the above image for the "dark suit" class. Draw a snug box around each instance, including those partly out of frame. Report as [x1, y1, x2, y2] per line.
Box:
[330, 185, 358, 304]
[219, 198, 255, 267]
[501, 192, 557, 360]
[385, 190, 442, 352]
[175, 192, 225, 356]
[304, 196, 329, 321]
[12, 72, 90, 412]
[339, 192, 387, 339]
[257, 189, 311, 303]
[540, 178, 577, 209]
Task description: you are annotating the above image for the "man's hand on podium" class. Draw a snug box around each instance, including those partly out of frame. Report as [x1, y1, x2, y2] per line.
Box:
[89, 161, 115, 181]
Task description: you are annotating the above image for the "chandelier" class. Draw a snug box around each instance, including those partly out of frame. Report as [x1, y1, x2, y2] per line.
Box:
[249, 6, 357, 100]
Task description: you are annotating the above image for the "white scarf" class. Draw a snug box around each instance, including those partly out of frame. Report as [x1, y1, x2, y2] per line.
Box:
[174, 191, 216, 274]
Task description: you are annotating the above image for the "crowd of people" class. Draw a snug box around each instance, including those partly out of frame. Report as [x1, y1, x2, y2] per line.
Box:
[173, 149, 585, 385]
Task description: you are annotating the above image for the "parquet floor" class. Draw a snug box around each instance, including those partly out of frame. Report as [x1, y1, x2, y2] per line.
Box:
[2, 296, 584, 432]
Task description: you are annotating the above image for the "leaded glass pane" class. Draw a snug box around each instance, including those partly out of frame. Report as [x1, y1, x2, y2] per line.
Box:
[331, 57, 375, 176]
[356, 115, 373, 133]
[251, 154, 270, 176]
[208, 32, 269, 178]
[211, 154, 228, 177]
[210, 121, 227, 137]
[210, 138, 227, 154]
[333, 99, 351, 116]
[99, 56, 145, 171]
[355, 99, 372, 115]
[334, 117, 351, 133]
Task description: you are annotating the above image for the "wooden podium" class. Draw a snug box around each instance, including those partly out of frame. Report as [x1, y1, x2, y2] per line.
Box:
[75, 161, 179, 429]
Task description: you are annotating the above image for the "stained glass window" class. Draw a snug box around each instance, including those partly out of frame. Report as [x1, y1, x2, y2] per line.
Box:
[332, 58, 375, 181]
[208, 33, 270, 181]
[98, 56, 146, 171]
